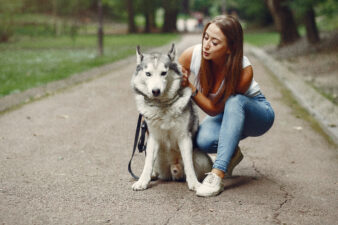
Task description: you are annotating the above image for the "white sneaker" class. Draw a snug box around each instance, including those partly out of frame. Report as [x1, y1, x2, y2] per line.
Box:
[196, 172, 224, 197]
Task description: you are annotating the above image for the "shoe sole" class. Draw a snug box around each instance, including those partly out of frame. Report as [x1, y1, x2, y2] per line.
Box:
[196, 186, 224, 197]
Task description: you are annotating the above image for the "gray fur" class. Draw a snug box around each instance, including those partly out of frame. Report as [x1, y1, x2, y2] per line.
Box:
[131, 44, 212, 191]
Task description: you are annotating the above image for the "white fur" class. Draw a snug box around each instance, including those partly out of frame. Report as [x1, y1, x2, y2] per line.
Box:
[131, 45, 212, 191]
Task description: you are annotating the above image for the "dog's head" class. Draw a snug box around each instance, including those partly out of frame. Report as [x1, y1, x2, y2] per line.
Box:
[131, 43, 182, 99]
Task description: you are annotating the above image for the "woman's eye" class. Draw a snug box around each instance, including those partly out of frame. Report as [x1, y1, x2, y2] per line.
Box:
[161, 71, 167, 76]
[212, 42, 218, 46]
[145, 72, 151, 76]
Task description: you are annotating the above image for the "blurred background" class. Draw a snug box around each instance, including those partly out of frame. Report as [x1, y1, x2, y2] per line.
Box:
[0, 0, 337, 104]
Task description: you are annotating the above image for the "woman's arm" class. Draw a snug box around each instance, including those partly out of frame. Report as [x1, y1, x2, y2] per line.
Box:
[188, 82, 226, 116]
[178, 46, 194, 76]
[185, 66, 253, 116]
[236, 66, 253, 94]
[179, 46, 227, 116]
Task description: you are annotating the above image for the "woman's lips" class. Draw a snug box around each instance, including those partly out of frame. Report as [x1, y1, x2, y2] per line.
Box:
[203, 51, 210, 57]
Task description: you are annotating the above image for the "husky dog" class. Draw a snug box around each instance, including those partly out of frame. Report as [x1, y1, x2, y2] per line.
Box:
[131, 44, 212, 191]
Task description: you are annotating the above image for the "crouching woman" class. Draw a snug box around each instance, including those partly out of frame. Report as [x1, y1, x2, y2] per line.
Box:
[179, 15, 275, 197]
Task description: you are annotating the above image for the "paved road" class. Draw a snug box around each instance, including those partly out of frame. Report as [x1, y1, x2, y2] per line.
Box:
[0, 35, 337, 225]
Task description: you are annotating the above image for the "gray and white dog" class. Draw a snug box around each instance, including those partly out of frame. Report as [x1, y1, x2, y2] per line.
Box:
[131, 44, 212, 191]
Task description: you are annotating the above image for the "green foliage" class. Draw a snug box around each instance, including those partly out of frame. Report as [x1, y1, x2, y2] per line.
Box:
[288, 0, 320, 20]
[317, 12, 338, 31]
[244, 31, 280, 47]
[0, 34, 179, 97]
[22, 0, 95, 15]
[317, 0, 338, 17]
[288, 0, 338, 19]
[192, 0, 213, 15]
[0, 0, 24, 42]
[102, 0, 128, 20]
[190, 0, 272, 26]
[227, 0, 273, 26]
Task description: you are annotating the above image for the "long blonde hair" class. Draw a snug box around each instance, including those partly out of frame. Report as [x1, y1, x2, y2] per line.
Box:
[197, 15, 243, 104]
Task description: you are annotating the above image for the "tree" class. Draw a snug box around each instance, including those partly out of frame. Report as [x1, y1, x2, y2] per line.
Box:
[139, 0, 162, 33]
[142, 0, 156, 33]
[264, 0, 300, 46]
[126, 0, 137, 33]
[289, 0, 322, 44]
[162, 0, 180, 33]
[226, 0, 273, 26]
[304, 5, 320, 43]
[192, 0, 213, 16]
[98, 0, 103, 56]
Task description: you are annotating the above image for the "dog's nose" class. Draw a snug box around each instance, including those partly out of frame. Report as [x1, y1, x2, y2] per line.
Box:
[152, 89, 160, 97]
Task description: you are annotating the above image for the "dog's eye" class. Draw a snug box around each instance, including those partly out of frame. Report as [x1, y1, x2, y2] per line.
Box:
[161, 71, 167, 76]
[145, 72, 151, 77]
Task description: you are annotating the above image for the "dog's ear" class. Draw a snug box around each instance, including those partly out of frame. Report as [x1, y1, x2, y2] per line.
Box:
[136, 45, 143, 64]
[168, 43, 176, 61]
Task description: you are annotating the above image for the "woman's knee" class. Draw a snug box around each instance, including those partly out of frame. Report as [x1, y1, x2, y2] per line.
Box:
[226, 95, 246, 107]
[195, 127, 218, 153]
[224, 94, 247, 114]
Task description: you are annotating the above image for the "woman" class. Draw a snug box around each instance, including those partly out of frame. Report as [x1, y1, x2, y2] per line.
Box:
[179, 15, 275, 197]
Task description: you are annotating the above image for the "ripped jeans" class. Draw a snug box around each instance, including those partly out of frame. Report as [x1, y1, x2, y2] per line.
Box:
[195, 93, 275, 173]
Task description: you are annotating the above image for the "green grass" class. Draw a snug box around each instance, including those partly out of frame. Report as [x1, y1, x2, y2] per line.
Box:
[0, 33, 179, 97]
[244, 31, 280, 47]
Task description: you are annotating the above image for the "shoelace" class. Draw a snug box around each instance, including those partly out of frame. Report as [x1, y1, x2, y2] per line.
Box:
[204, 172, 216, 184]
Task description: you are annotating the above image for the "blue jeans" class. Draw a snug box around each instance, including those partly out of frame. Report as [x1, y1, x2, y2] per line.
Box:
[195, 93, 275, 173]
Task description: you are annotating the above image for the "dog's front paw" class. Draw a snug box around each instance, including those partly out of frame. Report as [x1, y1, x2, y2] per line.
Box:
[132, 179, 149, 191]
[187, 181, 201, 191]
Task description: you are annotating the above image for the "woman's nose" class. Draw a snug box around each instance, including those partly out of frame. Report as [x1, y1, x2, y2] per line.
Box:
[204, 40, 211, 49]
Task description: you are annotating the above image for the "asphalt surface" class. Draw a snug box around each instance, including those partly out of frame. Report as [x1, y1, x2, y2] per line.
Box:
[0, 34, 337, 225]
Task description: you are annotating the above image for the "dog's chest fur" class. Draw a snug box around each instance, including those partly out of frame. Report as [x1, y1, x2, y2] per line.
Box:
[135, 87, 195, 131]
[148, 105, 190, 130]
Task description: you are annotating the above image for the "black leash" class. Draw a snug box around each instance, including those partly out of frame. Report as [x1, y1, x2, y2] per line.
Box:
[128, 114, 147, 180]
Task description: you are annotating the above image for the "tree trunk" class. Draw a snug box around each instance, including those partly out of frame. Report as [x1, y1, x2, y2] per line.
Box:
[265, 0, 300, 46]
[127, 0, 137, 33]
[182, 0, 189, 32]
[150, 9, 156, 30]
[97, 0, 103, 56]
[182, 0, 189, 14]
[143, 0, 156, 33]
[304, 6, 320, 44]
[162, 0, 179, 33]
[144, 12, 151, 33]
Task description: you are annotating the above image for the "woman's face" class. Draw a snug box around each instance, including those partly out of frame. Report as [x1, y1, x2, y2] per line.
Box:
[202, 23, 230, 61]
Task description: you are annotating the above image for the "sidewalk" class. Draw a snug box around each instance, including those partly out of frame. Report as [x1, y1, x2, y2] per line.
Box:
[0, 34, 337, 225]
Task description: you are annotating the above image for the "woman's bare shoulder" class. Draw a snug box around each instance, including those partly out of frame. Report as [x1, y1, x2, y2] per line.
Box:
[178, 45, 195, 71]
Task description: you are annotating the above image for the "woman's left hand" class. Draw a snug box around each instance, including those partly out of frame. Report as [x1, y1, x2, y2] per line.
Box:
[181, 67, 190, 87]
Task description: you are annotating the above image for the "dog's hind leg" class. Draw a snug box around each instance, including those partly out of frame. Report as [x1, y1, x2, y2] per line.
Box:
[178, 136, 201, 191]
[132, 135, 159, 191]
[193, 150, 213, 181]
